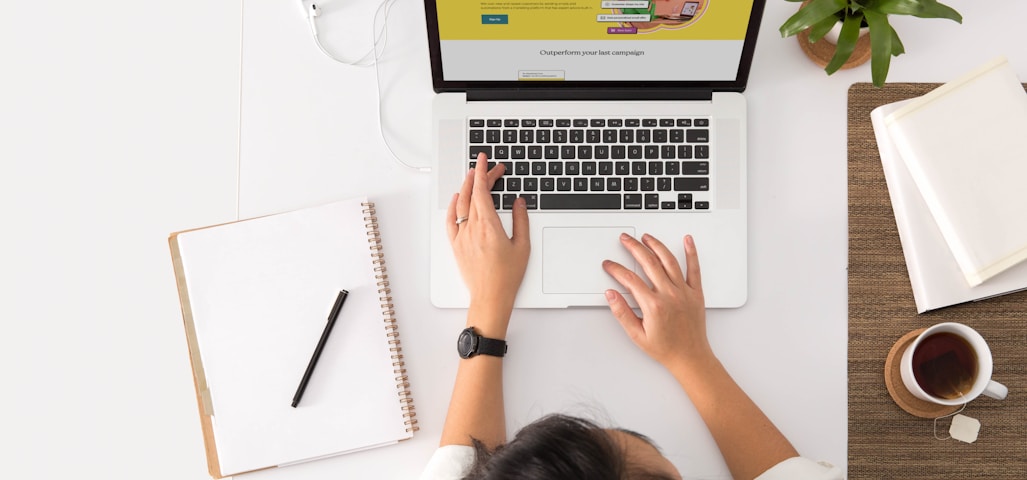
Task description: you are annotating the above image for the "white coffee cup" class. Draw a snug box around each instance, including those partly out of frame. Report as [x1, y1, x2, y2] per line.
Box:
[900, 322, 1008, 406]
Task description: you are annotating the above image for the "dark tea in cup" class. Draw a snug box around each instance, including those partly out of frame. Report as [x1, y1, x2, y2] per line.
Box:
[911, 331, 978, 400]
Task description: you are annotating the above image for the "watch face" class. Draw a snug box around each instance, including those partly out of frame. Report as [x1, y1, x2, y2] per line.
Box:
[457, 328, 477, 358]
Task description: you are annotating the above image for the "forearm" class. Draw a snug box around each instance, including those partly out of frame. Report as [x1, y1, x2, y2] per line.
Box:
[438, 301, 512, 449]
[669, 356, 799, 480]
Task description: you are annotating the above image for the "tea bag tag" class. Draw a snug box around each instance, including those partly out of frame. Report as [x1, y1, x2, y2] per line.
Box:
[949, 414, 980, 443]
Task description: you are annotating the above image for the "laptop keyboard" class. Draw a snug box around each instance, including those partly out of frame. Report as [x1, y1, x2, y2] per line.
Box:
[468, 117, 712, 212]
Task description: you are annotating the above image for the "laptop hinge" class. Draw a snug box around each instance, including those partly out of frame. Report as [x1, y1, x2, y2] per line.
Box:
[466, 88, 714, 102]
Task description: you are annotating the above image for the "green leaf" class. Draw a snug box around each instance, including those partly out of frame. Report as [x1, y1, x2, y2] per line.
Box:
[808, 15, 840, 43]
[890, 25, 905, 56]
[780, 0, 847, 37]
[825, 12, 863, 75]
[865, 0, 962, 22]
[863, 10, 892, 87]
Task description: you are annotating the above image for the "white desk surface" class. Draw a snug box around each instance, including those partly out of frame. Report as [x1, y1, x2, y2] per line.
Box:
[3, 1, 1026, 478]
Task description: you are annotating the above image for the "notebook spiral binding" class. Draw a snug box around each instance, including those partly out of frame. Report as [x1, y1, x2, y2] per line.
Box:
[362, 202, 419, 433]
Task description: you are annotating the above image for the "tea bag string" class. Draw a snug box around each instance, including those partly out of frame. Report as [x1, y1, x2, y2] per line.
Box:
[933, 402, 968, 441]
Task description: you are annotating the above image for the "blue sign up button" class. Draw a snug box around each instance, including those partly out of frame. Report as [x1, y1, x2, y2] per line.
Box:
[481, 14, 509, 24]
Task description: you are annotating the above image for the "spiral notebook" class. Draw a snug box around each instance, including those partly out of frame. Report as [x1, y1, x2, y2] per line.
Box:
[169, 197, 416, 478]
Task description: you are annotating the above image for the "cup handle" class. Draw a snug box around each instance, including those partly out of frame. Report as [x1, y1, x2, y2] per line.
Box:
[983, 380, 1008, 400]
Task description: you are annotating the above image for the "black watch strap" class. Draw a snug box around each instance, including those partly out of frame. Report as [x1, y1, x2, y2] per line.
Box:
[476, 336, 508, 357]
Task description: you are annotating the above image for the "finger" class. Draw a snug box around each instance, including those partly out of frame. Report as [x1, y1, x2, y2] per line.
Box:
[619, 233, 673, 290]
[510, 196, 530, 249]
[605, 289, 645, 343]
[602, 259, 651, 298]
[470, 152, 496, 220]
[456, 165, 475, 221]
[446, 192, 459, 243]
[683, 235, 703, 291]
[641, 234, 685, 287]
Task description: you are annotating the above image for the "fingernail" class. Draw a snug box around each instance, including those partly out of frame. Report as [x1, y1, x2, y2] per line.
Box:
[604, 290, 616, 301]
[641, 233, 652, 242]
[620, 233, 630, 241]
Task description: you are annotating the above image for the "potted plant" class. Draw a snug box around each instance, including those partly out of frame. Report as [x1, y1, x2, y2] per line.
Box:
[779, 0, 962, 87]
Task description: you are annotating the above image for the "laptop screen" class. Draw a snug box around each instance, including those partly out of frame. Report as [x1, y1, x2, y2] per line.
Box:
[425, 0, 764, 93]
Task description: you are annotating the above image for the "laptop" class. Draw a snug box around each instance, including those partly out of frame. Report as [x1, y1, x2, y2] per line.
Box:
[425, 0, 765, 308]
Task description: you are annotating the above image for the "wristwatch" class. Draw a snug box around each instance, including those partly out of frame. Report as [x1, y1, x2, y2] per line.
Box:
[457, 326, 507, 359]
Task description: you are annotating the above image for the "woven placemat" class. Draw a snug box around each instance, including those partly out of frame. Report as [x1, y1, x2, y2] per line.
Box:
[848, 82, 1027, 478]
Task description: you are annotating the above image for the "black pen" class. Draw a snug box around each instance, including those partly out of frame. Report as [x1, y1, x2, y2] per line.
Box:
[292, 290, 348, 408]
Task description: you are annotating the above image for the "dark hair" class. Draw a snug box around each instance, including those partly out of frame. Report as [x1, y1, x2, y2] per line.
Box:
[462, 414, 676, 480]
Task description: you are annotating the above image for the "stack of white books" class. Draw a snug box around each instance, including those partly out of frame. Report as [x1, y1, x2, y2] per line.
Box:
[871, 57, 1027, 313]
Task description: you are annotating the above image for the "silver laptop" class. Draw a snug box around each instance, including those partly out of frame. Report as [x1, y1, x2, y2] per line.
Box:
[426, 0, 765, 308]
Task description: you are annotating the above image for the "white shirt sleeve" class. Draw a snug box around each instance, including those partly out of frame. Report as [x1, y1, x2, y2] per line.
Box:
[419, 446, 844, 480]
[755, 457, 846, 480]
[419, 445, 476, 480]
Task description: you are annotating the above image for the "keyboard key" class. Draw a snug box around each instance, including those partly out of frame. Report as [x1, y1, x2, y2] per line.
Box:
[661, 201, 676, 210]
[637, 129, 651, 143]
[541, 177, 555, 191]
[503, 129, 517, 143]
[590, 178, 605, 191]
[642, 119, 658, 127]
[695, 118, 710, 127]
[544, 146, 559, 159]
[469, 130, 484, 143]
[521, 193, 538, 209]
[556, 178, 572, 191]
[556, 119, 571, 127]
[586, 129, 601, 143]
[615, 161, 630, 175]
[676, 118, 692, 127]
[620, 129, 634, 143]
[537, 130, 551, 143]
[641, 177, 655, 191]
[682, 161, 709, 175]
[565, 161, 580, 175]
[548, 162, 563, 175]
[598, 161, 614, 175]
[492, 177, 505, 192]
[541, 193, 622, 210]
[648, 162, 663, 175]
[644, 146, 659, 159]
[582, 162, 597, 175]
[486, 130, 501, 143]
[653, 129, 668, 143]
[470, 145, 492, 159]
[554, 130, 567, 143]
[470, 119, 485, 127]
[521, 119, 537, 127]
[528, 146, 543, 159]
[603, 129, 617, 143]
[686, 129, 709, 143]
[678, 193, 692, 210]
[520, 130, 534, 144]
[624, 178, 639, 191]
[502, 193, 517, 209]
[608, 119, 623, 127]
[624, 194, 643, 209]
[645, 194, 660, 209]
[665, 161, 680, 175]
[674, 178, 709, 191]
[631, 161, 646, 175]
[590, 119, 605, 127]
[625, 119, 640, 127]
[504, 119, 519, 127]
[573, 119, 588, 127]
[539, 119, 554, 127]
[678, 145, 692, 159]
[611, 145, 626, 159]
[511, 146, 526, 159]
[628, 146, 643, 159]
[570, 130, 584, 143]
[695, 201, 710, 210]
[607, 178, 622, 191]
[491, 193, 501, 209]
[659, 119, 675, 127]
[487, 119, 501, 127]
[657, 177, 672, 191]
[494, 146, 509, 159]
[524, 178, 538, 191]
[500, 161, 513, 174]
[695, 145, 710, 159]
[506, 177, 521, 191]
[573, 178, 588, 191]
[670, 129, 684, 143]
[532, 161, 547, 175]
[578, 145, 592, 159]
[594, 145, 610, 159]
[661, 145, 676, 159]
[560, 146, 575, 159]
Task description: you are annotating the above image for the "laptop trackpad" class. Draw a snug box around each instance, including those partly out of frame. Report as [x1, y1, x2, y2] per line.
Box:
[542, 227, 636, 294]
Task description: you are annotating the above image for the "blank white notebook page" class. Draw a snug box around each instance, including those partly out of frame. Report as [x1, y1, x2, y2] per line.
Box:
[176, 198, 409, 475]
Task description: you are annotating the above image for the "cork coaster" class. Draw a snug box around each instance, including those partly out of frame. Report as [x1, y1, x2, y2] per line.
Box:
[797, 28, 871, 70]
[884, 328, 960, 419]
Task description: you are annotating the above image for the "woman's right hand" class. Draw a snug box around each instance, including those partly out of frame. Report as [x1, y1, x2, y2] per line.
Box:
[601, 233, 713, 371]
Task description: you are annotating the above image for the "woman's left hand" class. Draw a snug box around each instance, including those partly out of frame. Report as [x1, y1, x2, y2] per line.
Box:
[446, 152, 531, 314]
